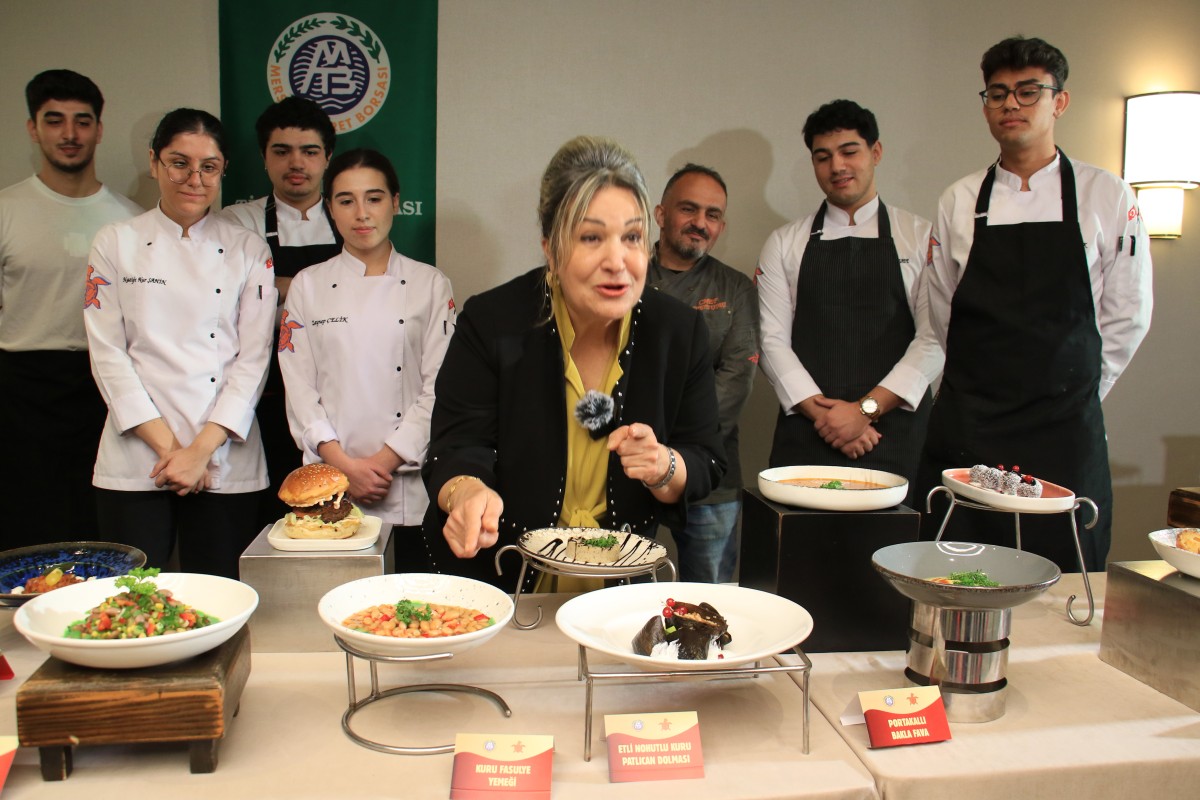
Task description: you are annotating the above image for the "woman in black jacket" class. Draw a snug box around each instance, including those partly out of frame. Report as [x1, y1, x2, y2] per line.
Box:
[421, 136, 725, 586]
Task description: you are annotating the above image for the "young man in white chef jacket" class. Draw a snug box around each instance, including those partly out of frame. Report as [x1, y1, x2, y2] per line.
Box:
[757, 99, 943, 506]
[221, 96, 342, 528]
[0, 69, 142, 546]
[916, 36, 1153, 572]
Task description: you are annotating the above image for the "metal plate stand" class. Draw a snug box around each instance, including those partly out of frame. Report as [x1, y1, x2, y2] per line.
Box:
[925, 485, 1099, 625]
[335, 635, 512, 755]
[573, 644, 812, 761]
[494, 545, 677, 629]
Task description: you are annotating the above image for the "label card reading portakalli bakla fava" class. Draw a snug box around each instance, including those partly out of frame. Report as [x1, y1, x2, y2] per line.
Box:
[859, 686, 951, 748]
[605, 711, 704, 782]
[450, 733, 553, 799]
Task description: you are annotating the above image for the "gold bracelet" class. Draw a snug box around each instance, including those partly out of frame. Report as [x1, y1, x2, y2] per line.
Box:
[445, 475, 482, 511]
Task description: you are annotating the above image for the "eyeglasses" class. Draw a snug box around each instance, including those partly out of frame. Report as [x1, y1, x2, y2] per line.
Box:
[157, 157, 224, 186]
[979, 83, 1059, 109]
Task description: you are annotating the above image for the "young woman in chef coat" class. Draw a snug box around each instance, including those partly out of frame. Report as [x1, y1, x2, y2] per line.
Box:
[84, 108, 277, 579]
[278, 149, 454, 538]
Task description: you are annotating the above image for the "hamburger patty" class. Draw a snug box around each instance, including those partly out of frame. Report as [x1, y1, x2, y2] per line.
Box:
[294, 495, 355, 523]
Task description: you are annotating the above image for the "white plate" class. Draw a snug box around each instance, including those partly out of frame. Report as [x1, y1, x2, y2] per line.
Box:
[1148, 528, 1200, 580]
[14, 573, 258, 669]
[942, 468, 1076, 514]
[318, 573, 513, 657]
[517, 528, 668, 575]
[758, 465, 908, 511]
[555, 581, 813, 671]
[266, 514, 382, 551]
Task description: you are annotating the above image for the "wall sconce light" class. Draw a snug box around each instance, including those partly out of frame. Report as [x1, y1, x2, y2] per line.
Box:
[1123, 91, 1200, 239]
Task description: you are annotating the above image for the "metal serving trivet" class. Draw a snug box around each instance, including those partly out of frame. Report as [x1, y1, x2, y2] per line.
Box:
[925, 485, 1099, 625]
[493, 545, 677, 629]
[334, 635, 511, 755]
[571, 644, 812, 761]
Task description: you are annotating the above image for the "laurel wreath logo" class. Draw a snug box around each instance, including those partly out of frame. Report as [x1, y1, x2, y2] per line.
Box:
[329, 15, 382, 60]
[272, 17, 326, 63]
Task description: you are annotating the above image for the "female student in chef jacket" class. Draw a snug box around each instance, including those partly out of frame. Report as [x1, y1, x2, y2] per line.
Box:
[84, 108, 277, 579]
[277, 148, 454, 538]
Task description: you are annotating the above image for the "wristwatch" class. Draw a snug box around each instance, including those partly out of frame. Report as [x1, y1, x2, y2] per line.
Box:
[858, 395, 881, 421]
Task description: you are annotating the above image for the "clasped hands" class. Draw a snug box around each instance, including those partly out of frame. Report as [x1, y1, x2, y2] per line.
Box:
[803, 395, 880, 460]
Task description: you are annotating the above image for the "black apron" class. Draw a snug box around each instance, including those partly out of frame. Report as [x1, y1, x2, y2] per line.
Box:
[916, 151, 1111, 572]
[769, 201, 933, 502]
[256, 195, 344, 526]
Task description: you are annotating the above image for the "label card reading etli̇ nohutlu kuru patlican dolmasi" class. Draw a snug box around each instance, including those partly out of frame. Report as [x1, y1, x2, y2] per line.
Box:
[605, 711, 704, 782]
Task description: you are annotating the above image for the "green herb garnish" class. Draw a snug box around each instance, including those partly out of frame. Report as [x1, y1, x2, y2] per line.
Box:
[946, 570, 1000, 587]
[115, 566, 161, 595]
[395, 599, 435, 625]
[819, 480, 844, 490]
[581, 534, 618, 549]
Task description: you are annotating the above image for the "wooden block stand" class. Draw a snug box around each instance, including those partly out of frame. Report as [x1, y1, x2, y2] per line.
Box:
[16, 626, 251, 780]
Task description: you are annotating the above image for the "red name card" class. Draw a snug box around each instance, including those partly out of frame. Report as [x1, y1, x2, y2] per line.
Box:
[0, 735, 15, 795]
[604, 711, 704, 782]
[858, 687, 951, 748]
[450, 733, 554, 800]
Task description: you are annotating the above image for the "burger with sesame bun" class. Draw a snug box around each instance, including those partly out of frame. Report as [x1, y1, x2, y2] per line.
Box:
[278, 463, 365, 539]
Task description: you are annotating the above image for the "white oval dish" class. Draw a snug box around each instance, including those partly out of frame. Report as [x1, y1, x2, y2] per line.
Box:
[318, 573, 513, 657]
[555, 581, 813, 672]
[1148, 528, 1200, 580]
[14, 572, 258, 669]
[758, 465, 908, 511]
[941, 468, 1076, 514]
[516, 528, 667, 575]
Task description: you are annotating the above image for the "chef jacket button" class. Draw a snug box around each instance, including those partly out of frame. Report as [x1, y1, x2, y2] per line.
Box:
[395, 412, 402, 418]
[210, 333, 215, 339]
[400, 279, 406, 285]
[210, 377, 216, 383]
[218, 248, 224, 254]
[398, 319, 405, 324]
[215, 288, 221, 294]
[396, 366, 402, 371]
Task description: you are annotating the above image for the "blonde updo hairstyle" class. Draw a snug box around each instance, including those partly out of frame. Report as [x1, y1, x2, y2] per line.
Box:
[537, 135, 652, 280]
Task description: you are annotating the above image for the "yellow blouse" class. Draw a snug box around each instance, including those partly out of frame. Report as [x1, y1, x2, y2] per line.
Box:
[552, 286, 632, 529]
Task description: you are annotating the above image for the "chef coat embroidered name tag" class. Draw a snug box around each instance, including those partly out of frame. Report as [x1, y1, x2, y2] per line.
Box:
[121, 276, 167, 286]
[605, 711, 705, 782]
[310, 316, 349, 326]
[859, 686, 951, 748]
[450, 733, 553, 799]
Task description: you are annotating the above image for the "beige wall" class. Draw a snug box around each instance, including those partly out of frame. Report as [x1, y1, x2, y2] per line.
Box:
[3, 0, 1197, 564]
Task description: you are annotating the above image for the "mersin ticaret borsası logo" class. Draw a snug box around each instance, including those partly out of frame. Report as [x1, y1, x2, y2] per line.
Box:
[267, 13, 390, 133]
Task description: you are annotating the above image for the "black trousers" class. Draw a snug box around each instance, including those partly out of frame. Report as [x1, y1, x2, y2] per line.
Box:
[96, 488, 263, 579]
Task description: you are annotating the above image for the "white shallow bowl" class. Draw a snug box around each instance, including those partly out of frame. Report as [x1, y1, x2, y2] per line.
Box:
[759, 465, 908, 511]
[14, 573, 259, 669]
[318, 573, 514, 657]
[556, 581, 813, 671]
[942, 468, 1076, 514]
[1148, 529, 1200, 580]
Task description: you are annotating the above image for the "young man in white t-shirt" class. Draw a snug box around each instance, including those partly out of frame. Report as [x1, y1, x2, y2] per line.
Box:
[0, 69, 142, 544]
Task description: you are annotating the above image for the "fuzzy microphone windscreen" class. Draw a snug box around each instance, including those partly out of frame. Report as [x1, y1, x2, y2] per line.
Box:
[574, 389, 616, 439]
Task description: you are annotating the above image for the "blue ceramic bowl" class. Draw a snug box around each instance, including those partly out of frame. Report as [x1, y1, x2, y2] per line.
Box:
[0, 541, 148, 607]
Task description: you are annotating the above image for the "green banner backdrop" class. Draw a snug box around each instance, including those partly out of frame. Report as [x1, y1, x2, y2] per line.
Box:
[218, 1, 437, 264]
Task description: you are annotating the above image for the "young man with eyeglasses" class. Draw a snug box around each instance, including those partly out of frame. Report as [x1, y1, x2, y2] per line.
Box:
[221, 96, 340, 526]
[758, 100, 943, 508]
[0, 70, 141, 545]
[917, 36, 1153, 572]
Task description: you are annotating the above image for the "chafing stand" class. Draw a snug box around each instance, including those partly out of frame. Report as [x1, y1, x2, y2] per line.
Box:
[493, 545, 677, 629]
[335, 635, 511, 755]
[925, 485, 1099, 625]
[572, 644, 812, 761]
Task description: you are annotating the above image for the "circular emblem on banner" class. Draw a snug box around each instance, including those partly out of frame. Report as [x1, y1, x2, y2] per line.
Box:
[267, 12, 390, 132]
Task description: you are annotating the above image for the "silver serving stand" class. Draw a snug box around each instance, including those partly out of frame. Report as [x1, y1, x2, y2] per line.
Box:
[334, 635, 511, 755]
[572, 644, 813, 761]
[494, 544, 677, 629]
[925, 485, 1099, 625]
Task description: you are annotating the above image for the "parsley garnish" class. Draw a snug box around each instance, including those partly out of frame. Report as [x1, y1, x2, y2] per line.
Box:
[395, 599, 434, 624]
[819, 480, 844, 490]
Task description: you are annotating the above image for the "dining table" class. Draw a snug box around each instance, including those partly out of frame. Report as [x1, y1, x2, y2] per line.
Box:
[0, 589, 875, 800]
